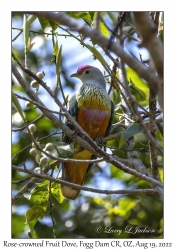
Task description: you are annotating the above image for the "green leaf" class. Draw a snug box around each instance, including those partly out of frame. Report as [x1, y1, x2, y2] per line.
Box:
[38, 17, 49, 30]
[67, 12, 93, 25]
[99, 22, 109, 38]
[86, 44, 108, 66]
[133, 141, 149, 151]
[125, 67, 149, 104]
[22, 15, 37, 29]
[91, 13, 109, 44]
[12, 92, 25, 122]
[26, 206, 45, 222]
[31, 180, 49, 195]
[30, 181, 49, 212]
[122, 123, 142, 142]
[26, 15, 37, 26]
[52, 39, 58, 56]
[49, 21, 59, 31]
[51, 182, 64, 203]
[110, 165, 131, 181]
[23, 15, 29, 53]
[117, 198, 137, 218]
[77, 12, 92, 24]
[107, 12, 117, 24]
[123, 26, 132, 34]
[88, 12, 96, 23]
[129, 80, 146, 101]
[118, 132, 124, 149]
[36, 116, 54, 131]
[57, 143, 74, 158]
[56, 45, 62, 76]
[12, 214, 26, 236]
[109, 197, 137, 218]
[33, 194, 49, 212]
[28, 220, 38, 238]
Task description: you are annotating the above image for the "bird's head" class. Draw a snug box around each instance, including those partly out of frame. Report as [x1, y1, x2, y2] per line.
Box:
[70, 65, 106, 90]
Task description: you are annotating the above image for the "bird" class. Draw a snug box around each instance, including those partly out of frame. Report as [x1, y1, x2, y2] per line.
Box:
[61, 65, 114, 199]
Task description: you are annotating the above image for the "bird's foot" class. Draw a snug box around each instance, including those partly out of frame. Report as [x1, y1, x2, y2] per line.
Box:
[95, 136, 104, 146]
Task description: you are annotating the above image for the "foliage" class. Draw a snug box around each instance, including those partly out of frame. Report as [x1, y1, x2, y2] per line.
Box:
[12, 12, 163, 239]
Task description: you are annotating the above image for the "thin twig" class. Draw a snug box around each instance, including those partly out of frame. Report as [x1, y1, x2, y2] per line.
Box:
[12, 30, 23, 42]
[103, 48, 119, 67]
[15, 94, 66, 116]
[124, 33, 140, 42]
[12, 115, 44, 132]
[12, 27, 72, 37]
[12, 175, 32, 184]
[108, 12, 127, 49]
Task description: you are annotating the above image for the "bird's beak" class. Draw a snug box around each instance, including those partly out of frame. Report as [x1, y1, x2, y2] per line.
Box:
[70, 73, 79, 78]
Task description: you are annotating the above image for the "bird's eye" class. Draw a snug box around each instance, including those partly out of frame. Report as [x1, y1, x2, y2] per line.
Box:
[85, 69, 90, 74]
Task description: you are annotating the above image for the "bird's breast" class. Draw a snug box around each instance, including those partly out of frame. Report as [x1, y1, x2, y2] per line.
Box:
[76, 84, 111, 111]
[77, 108, 111, 139]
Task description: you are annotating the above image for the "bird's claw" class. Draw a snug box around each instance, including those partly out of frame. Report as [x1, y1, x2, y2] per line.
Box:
[95, 136, 103, 146]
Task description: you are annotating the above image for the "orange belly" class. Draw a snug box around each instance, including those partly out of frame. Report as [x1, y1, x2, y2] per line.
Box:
[64, 108, 110, 184]
[77, 107, 111, 139]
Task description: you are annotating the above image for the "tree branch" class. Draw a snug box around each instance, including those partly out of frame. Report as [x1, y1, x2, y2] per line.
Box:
[22, 11, 162, 105]
[12, 165, 158, 197]
[149, 88, 160, 180]
[133, 12, 163, 107]
[133, 12, 163, 79]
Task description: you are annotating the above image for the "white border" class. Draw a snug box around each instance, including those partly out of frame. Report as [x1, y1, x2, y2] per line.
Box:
[1, 1, 174, 248]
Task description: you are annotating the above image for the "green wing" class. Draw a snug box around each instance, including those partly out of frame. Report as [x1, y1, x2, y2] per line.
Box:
[69, 93, 78, 119]
[105, 100, 114, 136]
[63, 94, 78, 143]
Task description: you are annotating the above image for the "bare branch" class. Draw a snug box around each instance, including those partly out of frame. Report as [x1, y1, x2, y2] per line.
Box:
[12, 165, 158, 197]
[12, 115, 44, 132]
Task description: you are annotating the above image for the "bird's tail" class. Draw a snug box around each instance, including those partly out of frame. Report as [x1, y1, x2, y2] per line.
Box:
[61, 149, 93, 199]
[61, 167, 80, 200]
[61, 160, 92, 199]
